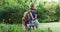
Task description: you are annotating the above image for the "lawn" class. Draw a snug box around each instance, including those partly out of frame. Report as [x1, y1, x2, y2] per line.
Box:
[0, 22, 60, 32]
[39, 22, 60, 32]
[0, 24, 42, 32]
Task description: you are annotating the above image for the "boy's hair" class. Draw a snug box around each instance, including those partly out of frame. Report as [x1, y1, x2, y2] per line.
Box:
[30, 2, 34, 8]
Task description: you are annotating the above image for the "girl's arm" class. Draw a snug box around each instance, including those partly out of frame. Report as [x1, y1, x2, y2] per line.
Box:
[22, 17, 25, 25]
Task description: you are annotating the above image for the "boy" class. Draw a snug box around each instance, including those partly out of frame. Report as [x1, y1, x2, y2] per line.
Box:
[29, 3, 39, 29]
[30, 8, 39, 29]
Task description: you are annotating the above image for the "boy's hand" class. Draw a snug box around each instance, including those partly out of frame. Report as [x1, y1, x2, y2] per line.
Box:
[32, 18, 35, 21]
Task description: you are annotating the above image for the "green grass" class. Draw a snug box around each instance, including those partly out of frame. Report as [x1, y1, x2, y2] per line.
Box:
[0, 24, 23, 32]
[0, 24, 50, 32]
[0, 22, 60, 32]
[39, 22, 60, 32]
[0, 24, 43, 32]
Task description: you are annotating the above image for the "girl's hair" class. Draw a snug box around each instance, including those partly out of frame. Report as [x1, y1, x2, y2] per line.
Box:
[23, 11, 28, 17]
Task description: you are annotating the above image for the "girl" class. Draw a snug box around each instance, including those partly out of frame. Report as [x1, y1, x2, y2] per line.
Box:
[22, 12, 29, 32]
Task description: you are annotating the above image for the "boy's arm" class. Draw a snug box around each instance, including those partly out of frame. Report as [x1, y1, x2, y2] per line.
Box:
[35, 14, 37, 19]
[30, 12, 34, 20]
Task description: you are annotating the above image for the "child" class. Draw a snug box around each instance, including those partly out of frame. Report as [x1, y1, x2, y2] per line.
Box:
[29, 3, 39, 29]
[30, 8, 39, 29]
[22, 12, 29, 32]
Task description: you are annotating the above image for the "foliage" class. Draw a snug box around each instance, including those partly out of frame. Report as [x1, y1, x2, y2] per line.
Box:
[37, 2, 60, 23]
[0, 0, 60, 23]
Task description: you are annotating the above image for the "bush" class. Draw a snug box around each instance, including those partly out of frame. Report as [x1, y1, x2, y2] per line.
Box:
[0, 0, 60, 23]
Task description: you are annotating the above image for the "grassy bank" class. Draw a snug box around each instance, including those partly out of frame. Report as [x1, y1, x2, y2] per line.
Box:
[0, 24, 23, 32]
[0, 23, 55, 32]
[0, 24, 43, 32]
